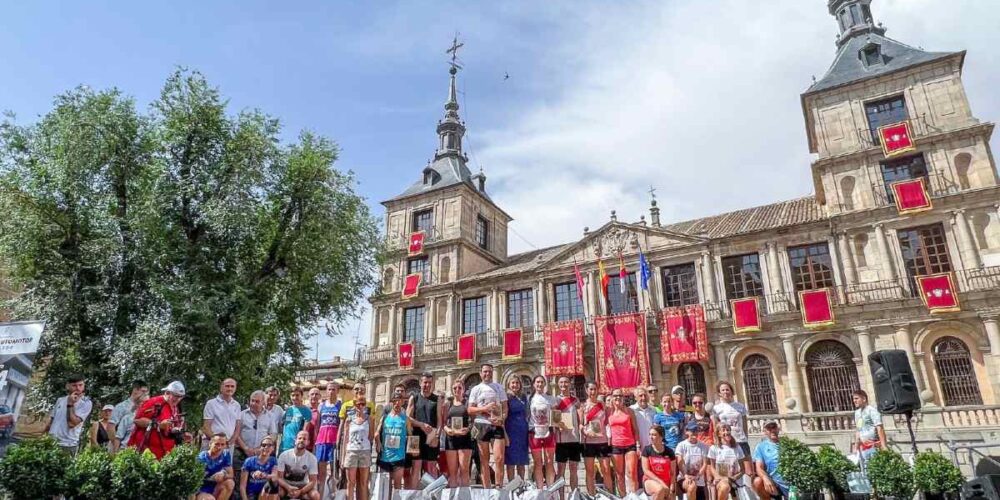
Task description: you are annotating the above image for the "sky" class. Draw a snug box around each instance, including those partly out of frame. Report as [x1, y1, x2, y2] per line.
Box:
[3, 0, 999, 362]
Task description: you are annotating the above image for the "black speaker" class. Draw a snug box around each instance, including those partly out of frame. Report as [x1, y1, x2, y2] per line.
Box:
[961, 475, 1000, 500]
[868, 349, 921, 414]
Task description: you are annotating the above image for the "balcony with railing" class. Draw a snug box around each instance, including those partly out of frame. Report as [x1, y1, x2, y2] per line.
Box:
[869, 169, 961, 209]
[855, 115, 936, 151]
[385, 225, 444, 252]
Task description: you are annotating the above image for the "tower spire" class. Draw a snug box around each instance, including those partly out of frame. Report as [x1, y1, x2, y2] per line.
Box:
[436, 34, 466, 160]
[829, 0, 885, 47]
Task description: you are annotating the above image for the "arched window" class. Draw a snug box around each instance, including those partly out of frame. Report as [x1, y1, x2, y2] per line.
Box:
[970, 212, 992, 250]
[678, 363, 707, 405]
[933, 337, 983, 406]
[853, 233, 869, 268]
[955, 153, 972, 190]
[742, 354, 779, 415]
[806, 340, 860, 412]
[840, 176, 856, 211]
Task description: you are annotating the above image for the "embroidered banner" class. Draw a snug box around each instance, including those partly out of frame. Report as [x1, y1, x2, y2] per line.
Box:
[408, 231, 425, 256]
[659, 305, 708, 364]
[731, 297, 762, 334]
[878, 121, 915, 158]
[457, 333, 477, 364]
[799, 288, 835, 328]
[917, 272, 961, 314]
[543, 320, 584, 376]
[502, 328, 523, 360]
[398, 342, 415, 370]
[891, 178, 932, 215]
[594, 313, 651, 393]
[401, 273, 421, 299]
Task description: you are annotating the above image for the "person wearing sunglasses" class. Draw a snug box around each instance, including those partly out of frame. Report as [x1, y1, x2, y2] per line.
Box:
[241, 436, 278, 500]
[686, 393, 714, 446]
[339, 384, 375, 500]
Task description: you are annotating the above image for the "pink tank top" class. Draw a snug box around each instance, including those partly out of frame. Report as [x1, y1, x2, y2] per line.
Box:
[608, 409, 636, 447]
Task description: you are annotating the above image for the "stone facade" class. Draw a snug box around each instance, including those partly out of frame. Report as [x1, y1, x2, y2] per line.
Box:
[361, 0, 1000, 473]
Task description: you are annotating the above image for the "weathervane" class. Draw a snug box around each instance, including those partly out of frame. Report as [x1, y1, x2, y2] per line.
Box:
[446, 33, 464, 71]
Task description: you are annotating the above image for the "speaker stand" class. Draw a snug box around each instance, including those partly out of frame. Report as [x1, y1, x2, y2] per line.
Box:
[904, 409, 919, 457]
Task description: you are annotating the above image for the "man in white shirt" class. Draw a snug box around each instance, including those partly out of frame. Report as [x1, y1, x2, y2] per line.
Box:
[110, 380, 149, 452]
[203, 378, 242, 451]
[265, 386, 285, 435]
[467, 363, 508, 489]
[630, 386, 657, 448]
[45, 375, 93, 456]
[235, 390, 278, 487]
[276, 430, 321, 499]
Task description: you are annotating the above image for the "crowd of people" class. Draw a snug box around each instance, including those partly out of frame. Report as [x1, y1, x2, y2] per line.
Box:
[41, 365, 889, 500]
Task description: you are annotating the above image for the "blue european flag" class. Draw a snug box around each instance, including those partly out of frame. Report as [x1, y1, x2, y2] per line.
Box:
[639, 250, 652, 290]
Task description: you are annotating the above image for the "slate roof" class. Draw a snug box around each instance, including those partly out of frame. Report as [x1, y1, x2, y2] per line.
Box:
[806, 32, 960, 94]
[385, 155, 483, 203]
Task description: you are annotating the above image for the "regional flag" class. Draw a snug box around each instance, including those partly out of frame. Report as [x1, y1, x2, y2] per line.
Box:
[618, 254, 627, 294]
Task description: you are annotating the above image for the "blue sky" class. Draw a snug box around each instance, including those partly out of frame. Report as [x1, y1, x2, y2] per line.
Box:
[4, 0, 999, 361]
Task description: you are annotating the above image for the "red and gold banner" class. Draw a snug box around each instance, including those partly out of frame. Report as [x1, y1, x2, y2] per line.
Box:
[544, 320, 584, 376]
[408, 231, 425, 256]
[401, 273, 421, 299]
[659, 305, 708, 365]
[398, 342, 414, 370]
[502, 328, 523, 360]
[594, 313, 651, 393]
[878, 121, 916, 158]
[731, 297, 762, 334]
[917, 272, 961, 314]
[799, 288, 835, 328]
[457, 333, 477, 364]
[891, 178, 932, 215]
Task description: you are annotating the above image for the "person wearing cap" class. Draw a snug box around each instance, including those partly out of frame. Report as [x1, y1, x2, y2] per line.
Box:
[45, 375, 93, 456]
[128, 380, 187, 460]
[110, 380, 149, 452]
[752, 421, 789, 500]
[675, 420, 710, 500]
[653, 385, 689, 451]
[89, 404, 116, 451]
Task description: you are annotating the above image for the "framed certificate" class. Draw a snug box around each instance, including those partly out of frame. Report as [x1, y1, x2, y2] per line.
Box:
[549, 409, 563, 427]
[386, 435, 401, 449]
[450, 416, 465, 430]
[588, 419, 602, 435]
[406, 435, 420, 455]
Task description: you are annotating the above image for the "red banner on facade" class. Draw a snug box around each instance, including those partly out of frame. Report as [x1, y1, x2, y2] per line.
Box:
[917, 272, 961, 314]
[399, 342, 414, 370]
[891, 178, 932, 215]
[659, 305, 708, 365]
[594, 313, 651, 393]
[408, 231, 425, 256]
[731, 297, 762, 334]
[799, 288, 835, 328]
[401, 273, 421, 299]
[457, 333, 477, 364]
[502, 329, 523, 360]
[543, 320, 584, 376]
[878, 121, 916, 158]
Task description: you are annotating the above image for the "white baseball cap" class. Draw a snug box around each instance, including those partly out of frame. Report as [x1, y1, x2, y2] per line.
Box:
[671, 385, 685, 394]
[101, 404, 115, 411]
[162, 381, 186, 397]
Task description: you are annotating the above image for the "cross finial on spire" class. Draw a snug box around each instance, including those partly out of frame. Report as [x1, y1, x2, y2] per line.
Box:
[446, 33, 464, 71]
[648, 185, 657, 201]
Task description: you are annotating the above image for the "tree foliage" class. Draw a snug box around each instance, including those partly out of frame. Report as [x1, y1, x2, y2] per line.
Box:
[0, 69, 380, 411]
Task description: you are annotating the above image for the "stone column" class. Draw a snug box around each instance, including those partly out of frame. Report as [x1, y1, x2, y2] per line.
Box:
[490, 288, 500, 332]
[366, 378, 376, 400]
[952, 210, 983, 269]
[894, 324, 926, 392]
[982, 315, 1000, 356]
[767, 243, 784, 294]
[445, 373, 454, 394]
[588, 271, 602, 316]
[782, 337, 805, 413]
[701, 251, 718, 304]
[856, 326, 876, 395]
[714, 343, 729, 385]
[389, 306, 399, 344]
[652, 265, 665, 309]
[427, 297, 437, 340]
[445, 293, 455, 337]
[838, 232, 858, 285]
[874, 224, 898, 281]
[537, 279, 548, 325]
[370, 307, 381, 347]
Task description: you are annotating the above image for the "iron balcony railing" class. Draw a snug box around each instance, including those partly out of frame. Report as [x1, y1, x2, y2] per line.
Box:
[855, 115, 935, 150]
[385, 225, 444, 252]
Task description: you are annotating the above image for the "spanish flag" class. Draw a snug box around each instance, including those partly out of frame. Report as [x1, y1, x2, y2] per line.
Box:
[598, 259, 609, 300]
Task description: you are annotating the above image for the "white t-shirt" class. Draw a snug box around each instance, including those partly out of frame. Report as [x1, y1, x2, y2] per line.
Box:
[557, 396, 580, 443]
[529, 394, 558, 438]
[48, 395, 93, 447]
[855, 405, 883, 443]
[266, 404, 285, 433]
[468, 382, 507, 425]
[630, 404, 658, 447]
[712, 400, 748, 443]
[708, 444, 744, 478]
[346, 414, 371, 451]
[204, 395, 242, 440]
[676, 439, 710, 485]
[277, 448, 319, 487]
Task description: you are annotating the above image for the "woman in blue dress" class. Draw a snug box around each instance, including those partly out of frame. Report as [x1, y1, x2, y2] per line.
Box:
[504, 375, 530, 482]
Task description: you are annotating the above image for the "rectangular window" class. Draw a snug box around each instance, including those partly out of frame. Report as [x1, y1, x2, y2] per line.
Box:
[862, 46, 881, 66]
[606, 273, 639, 314]
[475, 216, 489, 250]
[462, 297, 487, 334]
[661, 263, 700, 307]
[554, 282, 584, 321]
[407, 257, 430, 282]
[721, 253, 764, 300]
[412, 209, 433, 233]
[880, 154, 929, 204]
[898, 224, 952, 282]
[506, 289, 535, 329]
[402, 306, 425, 343]
[787, 243, 835, 292]
[865, 96, 908, 145]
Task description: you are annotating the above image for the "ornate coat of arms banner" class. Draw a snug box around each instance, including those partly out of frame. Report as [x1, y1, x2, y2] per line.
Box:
[878, 121, 915, 158]
[408, 231, 425, 256]
[917, 272, 961, 314]
[659, 305, 708, 365]
[543, 320, 584, 376]
[594, 313, 651, 393]
[398, 342, 415, 370]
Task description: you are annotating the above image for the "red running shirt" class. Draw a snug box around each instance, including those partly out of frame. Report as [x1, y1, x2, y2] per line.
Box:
[608, 409, 636, 447]
[127, 395, 183, 460]
[643, 444, 677, 484]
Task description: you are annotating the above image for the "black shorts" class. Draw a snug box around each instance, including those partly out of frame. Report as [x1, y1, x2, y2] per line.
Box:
[473, 422, 505, 442]
[445, 435, 474, 451]
[418, 443, 440, 461]
[610, 445, 636, 455]
[582, 443, 610, 458]
[378, 458, 408, 472]
[555, 442, 583, 463]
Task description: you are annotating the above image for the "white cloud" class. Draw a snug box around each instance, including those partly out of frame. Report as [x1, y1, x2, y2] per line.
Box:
[478, 0, 1000, 253]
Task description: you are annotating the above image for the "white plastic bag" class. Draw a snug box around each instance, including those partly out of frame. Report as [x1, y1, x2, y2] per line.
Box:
[372, 472, 392, 500]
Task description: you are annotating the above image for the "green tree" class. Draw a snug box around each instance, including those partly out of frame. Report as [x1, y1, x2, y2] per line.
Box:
[0, 70, 380, 412]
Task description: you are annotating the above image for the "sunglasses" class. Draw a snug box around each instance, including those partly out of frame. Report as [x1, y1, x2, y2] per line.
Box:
[261, 443, 274, 448]
[693, 401, 705, 405]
